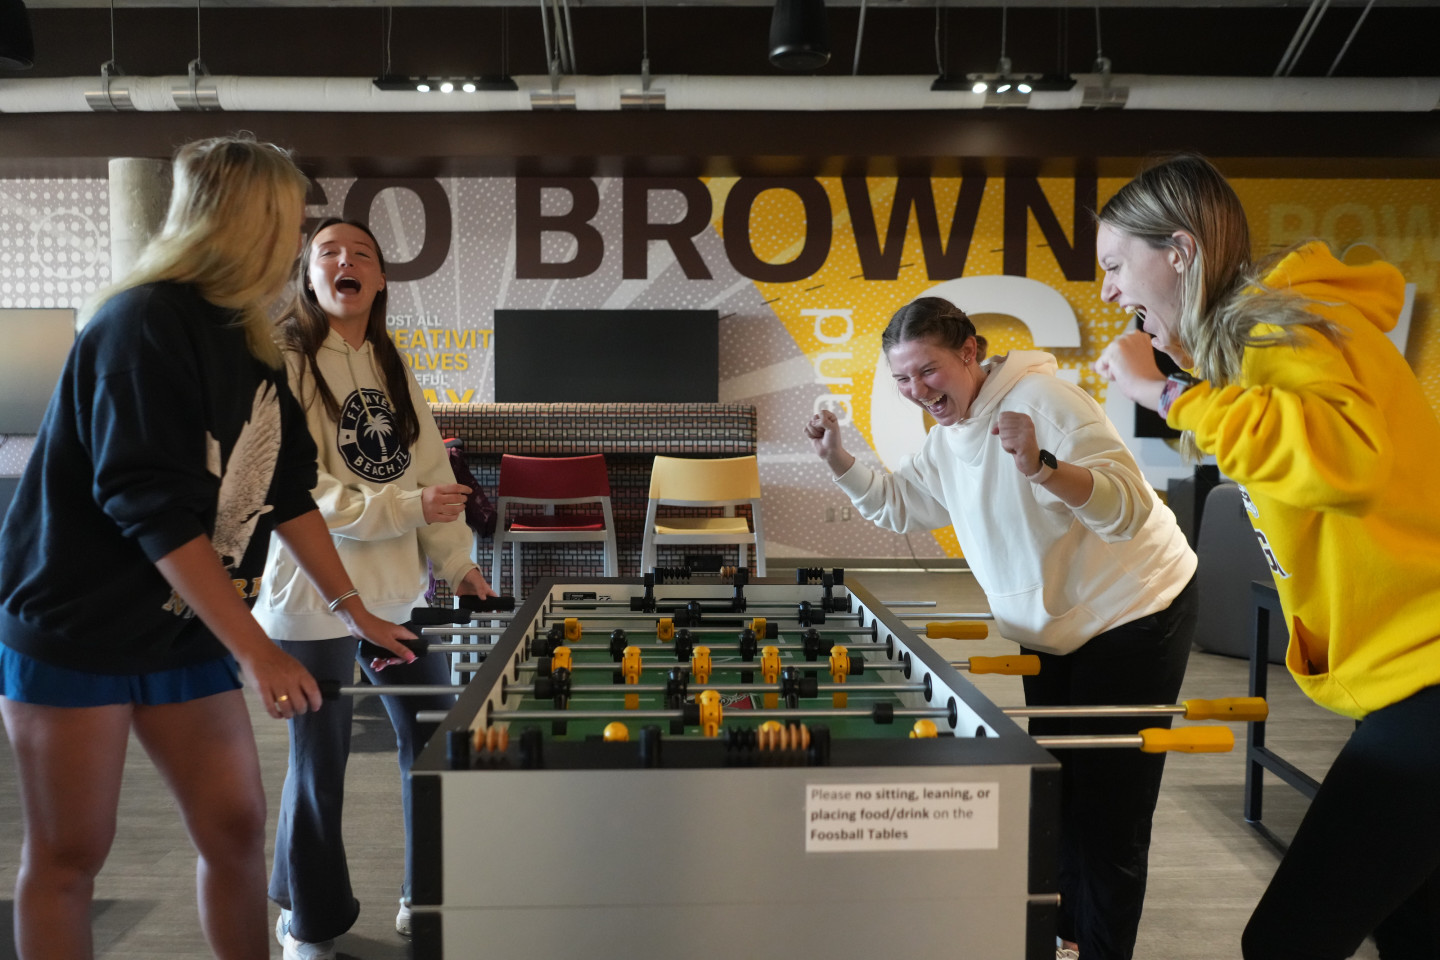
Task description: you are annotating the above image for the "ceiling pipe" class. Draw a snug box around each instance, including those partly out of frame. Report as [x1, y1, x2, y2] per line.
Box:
[0, 74, 1437, 114]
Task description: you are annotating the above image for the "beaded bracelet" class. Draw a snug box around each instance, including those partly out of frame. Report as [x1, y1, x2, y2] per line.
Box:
[1158, 373, 1200, 420]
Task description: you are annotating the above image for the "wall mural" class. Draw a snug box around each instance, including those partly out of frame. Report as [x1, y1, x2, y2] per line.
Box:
[0, 174, 1435, 559]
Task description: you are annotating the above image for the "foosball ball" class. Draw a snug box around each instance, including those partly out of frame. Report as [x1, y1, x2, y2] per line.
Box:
[393, 570, 1250, 960]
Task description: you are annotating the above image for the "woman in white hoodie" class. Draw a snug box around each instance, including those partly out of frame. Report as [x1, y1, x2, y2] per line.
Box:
[806, 296, 1196, 960]
[254, 218, 495, 960]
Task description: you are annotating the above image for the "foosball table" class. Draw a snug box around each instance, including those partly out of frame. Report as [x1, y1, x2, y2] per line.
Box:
[399, 569, 1069, 960]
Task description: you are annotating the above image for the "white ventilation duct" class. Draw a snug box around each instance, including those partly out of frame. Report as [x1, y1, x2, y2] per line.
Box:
[0, 73, 1437, 113]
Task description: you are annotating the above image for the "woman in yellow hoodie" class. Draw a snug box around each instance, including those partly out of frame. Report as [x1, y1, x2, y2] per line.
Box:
[1095, 153, 1440, 960]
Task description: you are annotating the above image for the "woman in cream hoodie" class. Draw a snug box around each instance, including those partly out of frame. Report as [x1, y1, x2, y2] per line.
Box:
[254, 218, 494, 960]
[807, 296, 1196, 960]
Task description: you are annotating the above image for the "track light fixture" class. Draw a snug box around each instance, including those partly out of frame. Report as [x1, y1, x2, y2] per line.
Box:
[769, 0, 830, 71]
[373, 75, 518, 93]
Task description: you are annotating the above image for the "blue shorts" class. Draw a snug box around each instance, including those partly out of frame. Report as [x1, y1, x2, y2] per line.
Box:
[0, 644, 243, 707]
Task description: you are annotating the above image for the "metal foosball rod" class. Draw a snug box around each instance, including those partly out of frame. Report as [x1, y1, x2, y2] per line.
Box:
[534, 652, 1038, 678]
[498, 681, 935, 697]
[1032, 728, 1235, 753]
[320, 682, 463, 699]
[1005, 697, 1269, 722]
[537, 611, 849, 629]
[534, 617, 991, 644]
[463, 700, 1237, 753]
[898, 612, 995, 622]
[359, 638, 496, 658]
[416, 625, 505, 637]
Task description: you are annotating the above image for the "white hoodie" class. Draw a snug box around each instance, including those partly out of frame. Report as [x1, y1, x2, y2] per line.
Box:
[253, 329, 478, 640]
[835, 350, 1195, 655]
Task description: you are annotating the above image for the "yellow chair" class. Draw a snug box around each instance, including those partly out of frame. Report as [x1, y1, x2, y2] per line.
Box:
[641, 455, 765, 577]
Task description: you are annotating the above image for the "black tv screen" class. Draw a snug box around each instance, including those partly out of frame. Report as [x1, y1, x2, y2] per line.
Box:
[494, 309, 719, 403]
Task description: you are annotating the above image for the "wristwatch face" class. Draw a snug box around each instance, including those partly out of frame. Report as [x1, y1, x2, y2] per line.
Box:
[1038, 449, 1058, 469]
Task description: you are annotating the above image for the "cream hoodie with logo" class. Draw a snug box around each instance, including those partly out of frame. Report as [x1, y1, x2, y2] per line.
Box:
[835, 350, 1195, 654]
[254, 329, 477, 640]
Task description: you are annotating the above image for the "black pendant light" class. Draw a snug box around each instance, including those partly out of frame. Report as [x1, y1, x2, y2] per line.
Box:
[769, 0, 830, 71]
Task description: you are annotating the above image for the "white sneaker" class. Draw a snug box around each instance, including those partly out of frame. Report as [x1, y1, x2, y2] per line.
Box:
[275, 909, 290, 946]
[1057, 948, 1080, 960]
[396, 898, 413, 938]
[282, 931, 337, 960]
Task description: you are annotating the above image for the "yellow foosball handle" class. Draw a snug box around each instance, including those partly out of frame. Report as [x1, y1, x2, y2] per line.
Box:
[926, 621, 989, 640]
[1182, 697, 1269, 722]
[1140, 726, 1234, 754]
[968, 655, 1041, 676]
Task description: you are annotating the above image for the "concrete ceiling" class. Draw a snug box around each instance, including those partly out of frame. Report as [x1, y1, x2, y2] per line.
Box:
[10, 1, 1440, 81]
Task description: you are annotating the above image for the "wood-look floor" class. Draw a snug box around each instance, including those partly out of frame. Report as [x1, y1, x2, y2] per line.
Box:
[0, 569, 1378, 959]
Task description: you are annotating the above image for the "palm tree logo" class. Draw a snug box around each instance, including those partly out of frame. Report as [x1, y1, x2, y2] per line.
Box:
[337, 388, 411, 482]
[363, 407, 393, 459]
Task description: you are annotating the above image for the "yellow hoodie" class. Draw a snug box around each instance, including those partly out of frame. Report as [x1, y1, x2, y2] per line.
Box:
[1169, 242, 1440, 719]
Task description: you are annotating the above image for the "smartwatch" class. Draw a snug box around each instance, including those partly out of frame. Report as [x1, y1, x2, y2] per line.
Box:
[1026, 449, 1058, 484]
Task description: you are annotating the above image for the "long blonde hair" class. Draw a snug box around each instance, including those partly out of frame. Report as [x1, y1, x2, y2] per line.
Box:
[1098, 153, 1340, 389]
[87, 135, 308, 367]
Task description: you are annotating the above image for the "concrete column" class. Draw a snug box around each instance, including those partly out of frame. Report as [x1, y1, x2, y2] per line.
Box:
[107, 157, 172, 284]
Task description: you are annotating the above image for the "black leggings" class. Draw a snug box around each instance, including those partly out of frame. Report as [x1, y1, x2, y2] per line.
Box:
[1242, 682, 1440, 960]
[1022, 575, 1198, 960]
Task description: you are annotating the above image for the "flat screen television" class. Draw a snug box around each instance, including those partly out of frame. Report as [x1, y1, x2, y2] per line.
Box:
[0, 308, 76, 434]
[493, 309, 720, 403]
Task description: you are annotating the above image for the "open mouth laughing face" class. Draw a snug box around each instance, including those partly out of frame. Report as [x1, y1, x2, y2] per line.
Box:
[308, 223, 386, 324]
[1096, 222, 1192, 367]
[886, 336, 982, 426]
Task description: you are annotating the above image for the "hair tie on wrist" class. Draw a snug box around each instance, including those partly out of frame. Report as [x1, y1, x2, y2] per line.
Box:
[328, 588, 360, 613]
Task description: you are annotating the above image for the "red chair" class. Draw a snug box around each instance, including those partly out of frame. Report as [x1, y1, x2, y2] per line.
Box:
[490, 454, 618, 598]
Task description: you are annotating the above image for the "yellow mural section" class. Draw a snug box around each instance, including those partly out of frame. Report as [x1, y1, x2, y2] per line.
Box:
[1235, 178, 1440, 405]
[706, 174, 1438, 557]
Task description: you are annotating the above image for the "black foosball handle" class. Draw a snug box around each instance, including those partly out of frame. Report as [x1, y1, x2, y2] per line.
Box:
[459, 594, 516, 613]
